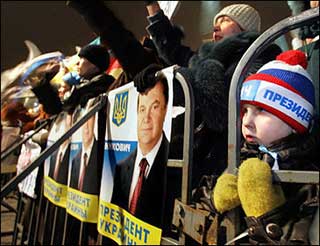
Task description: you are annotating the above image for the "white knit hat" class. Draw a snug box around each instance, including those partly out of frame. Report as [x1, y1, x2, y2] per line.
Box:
[213, 4, 261, 32]
[241, 50, 315, 134]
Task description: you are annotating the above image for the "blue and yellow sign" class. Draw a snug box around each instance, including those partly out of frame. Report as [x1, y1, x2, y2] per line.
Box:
[98, 201, 162, 245]
[112, 91, 129, 127]
[66, 187, 99, 223]
[44, 176, 68, 208]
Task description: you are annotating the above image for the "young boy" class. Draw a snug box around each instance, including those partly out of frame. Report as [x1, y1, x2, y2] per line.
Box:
[213, 50, 319, 244]
[240, 49, 318, 171]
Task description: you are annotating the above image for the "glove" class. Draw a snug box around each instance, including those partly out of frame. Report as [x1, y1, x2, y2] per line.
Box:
[213, 173, 240, 213]
[31, 77, 62, 115]
[62, 73, 113, 112]
[62, 71, 81, 85]
[238, 158, 286, 217]
[133, 64, 163, 92]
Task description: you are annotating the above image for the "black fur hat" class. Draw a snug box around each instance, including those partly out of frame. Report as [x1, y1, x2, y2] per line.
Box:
[78, 44, 110, 71]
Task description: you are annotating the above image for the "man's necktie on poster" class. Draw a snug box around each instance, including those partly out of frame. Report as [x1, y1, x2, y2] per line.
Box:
[78, 152, 88, 191]
[53, 152, 63, 180]
[129, 158, 148, 215]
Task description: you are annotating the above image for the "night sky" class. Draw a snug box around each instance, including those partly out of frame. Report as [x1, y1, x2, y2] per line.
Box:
[1, 1, 291, 72]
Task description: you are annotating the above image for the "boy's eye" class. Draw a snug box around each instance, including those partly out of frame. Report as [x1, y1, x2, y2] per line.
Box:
[241, 107, 248, 115]
[256, 107, 265, 113]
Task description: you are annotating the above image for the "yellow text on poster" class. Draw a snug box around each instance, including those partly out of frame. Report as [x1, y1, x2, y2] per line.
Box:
[98, 200, 162, 245]
[66, 187, 98, 223]
[43, 176, 68, 208]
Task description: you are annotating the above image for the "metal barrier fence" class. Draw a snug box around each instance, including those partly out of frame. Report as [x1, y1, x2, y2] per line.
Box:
[225, 7, 319, 243]
[1, 95, 107, 244]
[1, 7, 318, 245]
[1, 66, 195, 245]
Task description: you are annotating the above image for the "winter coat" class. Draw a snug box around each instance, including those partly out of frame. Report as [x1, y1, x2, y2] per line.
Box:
[155, 29, 282, 187]
[240, 129, 319, 245]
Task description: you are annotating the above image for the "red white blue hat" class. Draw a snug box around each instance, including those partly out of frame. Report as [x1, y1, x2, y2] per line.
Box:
[241, 50, 314, 134]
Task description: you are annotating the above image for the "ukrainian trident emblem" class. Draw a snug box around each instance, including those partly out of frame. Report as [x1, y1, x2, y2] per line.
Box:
[112, 91, 128, 126]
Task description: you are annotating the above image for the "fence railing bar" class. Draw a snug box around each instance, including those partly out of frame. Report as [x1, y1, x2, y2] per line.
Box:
[50, 206, 59, 245]
[12, 193, 22, 245]
[1, 95, 107, 200]
[1, 116, 56, 161]
[33, 181, 44, 245]
[26, 199, 36, 244]
[62, 214, 68, 244]
[40, 200, 49, 245]
[175, 70, 195, 206]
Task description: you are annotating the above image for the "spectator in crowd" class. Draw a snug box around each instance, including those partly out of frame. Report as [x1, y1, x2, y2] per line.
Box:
[1, 101, 37, 134]
[213, 50, 319, 245]
[145, 2, 283, 187]
[66, 0, 163, 91]
[30, 44, 114, 115]
[288, 0, 319, 49]
[67, 1, 282, 238]
[1, 101, 37, 168]
[61, 44, 115, 112]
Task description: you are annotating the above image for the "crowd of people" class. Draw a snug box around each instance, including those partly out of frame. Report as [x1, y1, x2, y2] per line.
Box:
[1, 0, 319, 245]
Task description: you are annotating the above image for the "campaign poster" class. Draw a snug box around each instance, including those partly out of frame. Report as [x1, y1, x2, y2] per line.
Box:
[66, 99, 100, 223]
[98, 66, 174, 245]
[43, 111, 72, 207]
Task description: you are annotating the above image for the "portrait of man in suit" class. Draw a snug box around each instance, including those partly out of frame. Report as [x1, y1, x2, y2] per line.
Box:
[111, 69, 170, 228]
[66, 103, 100, 245]
[48, 112, 72, 184]
[69, 104, 99, 195]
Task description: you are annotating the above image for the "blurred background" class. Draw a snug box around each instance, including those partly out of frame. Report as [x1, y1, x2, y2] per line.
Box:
[2, 1, 299, 72]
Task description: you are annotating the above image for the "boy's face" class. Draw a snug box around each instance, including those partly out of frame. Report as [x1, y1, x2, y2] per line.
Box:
[241, 104, 293, 147]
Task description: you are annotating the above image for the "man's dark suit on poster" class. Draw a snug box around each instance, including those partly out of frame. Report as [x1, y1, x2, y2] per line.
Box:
[69, 138, 100, 194]
[111, 134, 169, 227]
[48, 145, 70, 184]
[65, 138, 100, 245]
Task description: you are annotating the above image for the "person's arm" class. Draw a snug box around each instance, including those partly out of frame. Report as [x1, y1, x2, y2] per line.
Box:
[67, 0, 157, 79]
[145, 2, 195, 67]
[62, 73, 114, 112]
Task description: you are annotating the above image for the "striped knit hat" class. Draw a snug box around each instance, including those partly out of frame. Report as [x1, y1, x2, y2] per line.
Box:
[213, 4, 261, 32]
[241, 50, 315, 134]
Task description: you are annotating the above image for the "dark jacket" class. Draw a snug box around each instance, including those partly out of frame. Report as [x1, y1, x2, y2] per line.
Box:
[62, 73, 114, 112]
[69, 139, 100, 195]
[241, 129, 320, 197]
[111, 134, 169, 228]
[32, 72, 114, 115]
[67, 0, 161, 89]
[147, 10, 282, 186]
[240, 129, 319, 245]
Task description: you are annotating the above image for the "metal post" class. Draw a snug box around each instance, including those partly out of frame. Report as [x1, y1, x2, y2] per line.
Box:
[12, 193, 23, 245]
